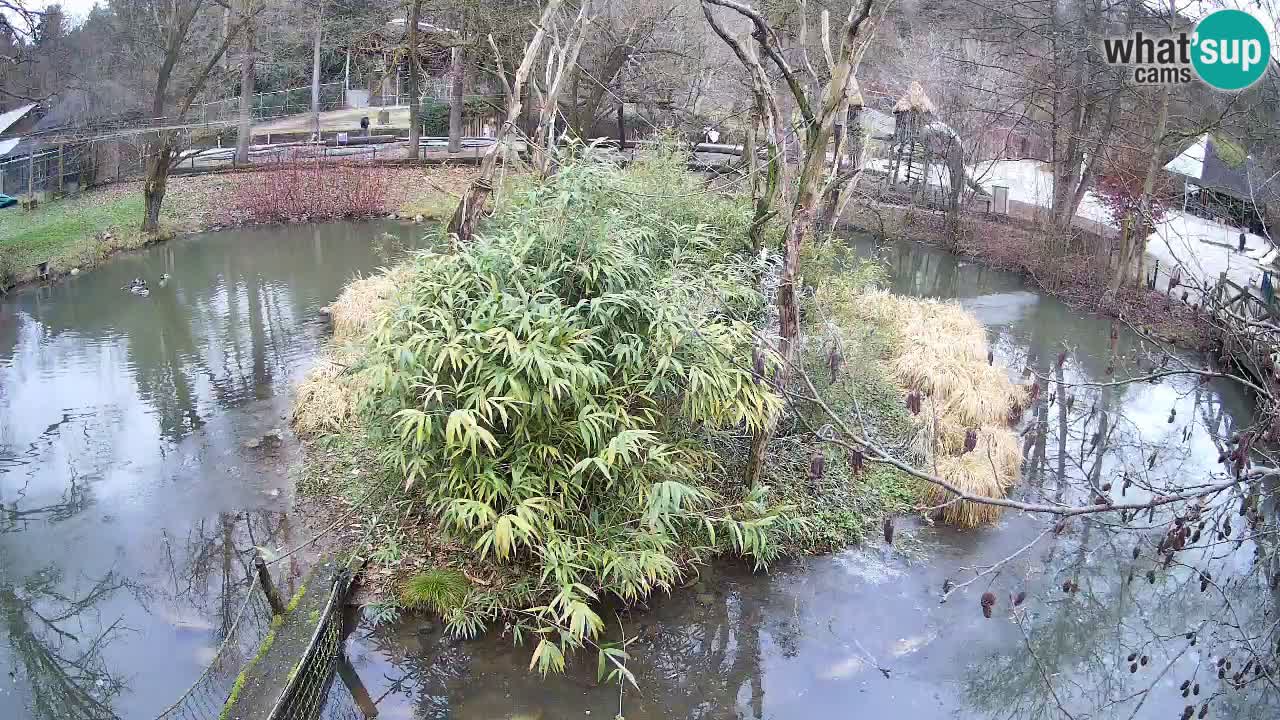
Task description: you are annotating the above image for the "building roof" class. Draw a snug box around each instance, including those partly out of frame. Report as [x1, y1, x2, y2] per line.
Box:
[1165, 133, 1276, 203]
[0, 103, 37, 136]
[862, 108, 895, 139]
[893, 82, 936, 114]
[0, 138, 19, 158]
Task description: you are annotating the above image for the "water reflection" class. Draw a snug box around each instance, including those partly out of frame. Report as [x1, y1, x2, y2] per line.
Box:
[0, 221, 421, 719]
[0, 555, 140, 720]
[345, 236, 1277, 719]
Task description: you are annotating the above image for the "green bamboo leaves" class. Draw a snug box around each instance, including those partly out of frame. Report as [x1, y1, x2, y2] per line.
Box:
[366, 154, 788, 667]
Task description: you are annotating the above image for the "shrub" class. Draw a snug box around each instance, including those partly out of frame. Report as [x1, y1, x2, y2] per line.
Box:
[418, 98, 497, 136]
[221, 154, 389, 225]
[402, 569, 470, 615]
[358, 155, 789, 669]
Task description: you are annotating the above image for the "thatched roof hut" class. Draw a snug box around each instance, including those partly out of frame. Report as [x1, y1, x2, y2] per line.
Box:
[892, 81, 936, 115]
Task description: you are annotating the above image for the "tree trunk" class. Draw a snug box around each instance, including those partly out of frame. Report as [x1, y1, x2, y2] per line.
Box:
[532, 4, 590, 178]
[234, 8, 255, 165]
[944, 139, 965, 246]
[816, 103, 864, 237]
[816, 109, 846, 230]
[136, 2, 255, 233]
[142, 132, 176, 234]
[447, 0, 563, 244]
[407, 0, 422, 160]
[1109, 84, 1171, 294]
[745, 134, 827, 488]
[310, 3, 323, 140]
[448, 45, 465, 154]
[615, 73, 625, 148]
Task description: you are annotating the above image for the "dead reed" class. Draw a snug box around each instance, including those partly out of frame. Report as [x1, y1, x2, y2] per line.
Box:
[292, 265, 410, 435]
[852, 291, 1027, 527]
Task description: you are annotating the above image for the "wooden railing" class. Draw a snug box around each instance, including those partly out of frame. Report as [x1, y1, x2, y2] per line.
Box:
[1209, 272, 1280, 387]
[1212, 273, 1280, 327]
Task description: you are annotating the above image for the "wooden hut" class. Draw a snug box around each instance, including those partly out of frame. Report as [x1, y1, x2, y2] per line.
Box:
[888, 81, 936, 187]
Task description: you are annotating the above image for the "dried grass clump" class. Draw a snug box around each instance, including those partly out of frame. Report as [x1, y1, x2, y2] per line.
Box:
[292, 355, 365, 436]
[933, 452, 1007, 526]
[932, 419, 1022, 476]
[328, 265, 413, 342]
[853, 291, 1025, 528]
[294, 265, 411, 436]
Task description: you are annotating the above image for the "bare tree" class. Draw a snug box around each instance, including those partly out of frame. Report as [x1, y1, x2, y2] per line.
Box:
[445, 0, 563, 243]
[0, 1, 43, 102]
[703, 0, 889, 487]
[950, 0, 1131, 240]
[112, 0, 262, 232]
[530, 1, 591, 177]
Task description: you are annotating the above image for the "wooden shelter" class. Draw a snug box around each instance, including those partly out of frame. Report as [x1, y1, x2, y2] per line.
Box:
[888, 81, 936, 187]
[1164, 134, 1275, 235]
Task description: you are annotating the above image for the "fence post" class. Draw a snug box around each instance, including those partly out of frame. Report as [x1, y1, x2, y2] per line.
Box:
[27, 151, 35, 200]
[336, 656, 379, 718]
[57, 145, 65, 195]
[254, 554, 287, 615]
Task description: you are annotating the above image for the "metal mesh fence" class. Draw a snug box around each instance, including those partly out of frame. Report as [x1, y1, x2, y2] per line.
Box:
[150, 488, 382, 720]
[194, 83, 348, 125]
[154, 583, 277, 720]
[0, 143, 94, 197]
[266, 568, 353, 720]
[316, 681, 369, 720]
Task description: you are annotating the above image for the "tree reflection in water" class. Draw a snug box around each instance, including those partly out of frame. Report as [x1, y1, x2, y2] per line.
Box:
[1, 561, 144, 720]
[964, 507, 1280, 719]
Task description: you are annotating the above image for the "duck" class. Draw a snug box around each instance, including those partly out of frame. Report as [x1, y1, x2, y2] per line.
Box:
[159, 273, 170, 288]
[123, 277, 150, 296]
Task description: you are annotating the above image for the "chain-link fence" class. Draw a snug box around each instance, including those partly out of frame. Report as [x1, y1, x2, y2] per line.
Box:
[0, 143, 95, 198]
[264, 567, 353, 720]
[194, 83, 348, 126]
[154, 583, 277, 720]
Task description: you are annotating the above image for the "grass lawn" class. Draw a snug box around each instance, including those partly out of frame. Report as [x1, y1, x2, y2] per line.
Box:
[0, 187, 158, 286]
[0, 166, 476, 290]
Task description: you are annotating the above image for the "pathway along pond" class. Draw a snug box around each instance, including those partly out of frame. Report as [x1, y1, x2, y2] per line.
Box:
[1, 223, 1276, 719]
[0, 221, 420, 720]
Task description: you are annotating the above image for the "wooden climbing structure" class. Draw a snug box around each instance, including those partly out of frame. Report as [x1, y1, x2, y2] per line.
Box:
[888, 81, 937, 189]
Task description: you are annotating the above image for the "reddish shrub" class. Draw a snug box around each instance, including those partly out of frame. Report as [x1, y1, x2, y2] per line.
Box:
[1095, 172, 1171, 229]
[220, 152, 390, 225]
[1094, 146, 1174, 229]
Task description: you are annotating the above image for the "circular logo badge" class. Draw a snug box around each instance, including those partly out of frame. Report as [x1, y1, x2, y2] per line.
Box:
[1192, 9, 1272, 91]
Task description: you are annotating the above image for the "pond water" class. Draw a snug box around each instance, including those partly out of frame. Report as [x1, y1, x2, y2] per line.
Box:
[0, 221, 421, 720]
[339, 237, 1279, 720]
[2, 223, 1276, 720]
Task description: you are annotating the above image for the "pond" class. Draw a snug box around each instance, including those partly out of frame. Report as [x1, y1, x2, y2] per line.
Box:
[0, 221, 421, 720]
[339, 237, 1278, 720]
[1, 223, 1275, 720]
